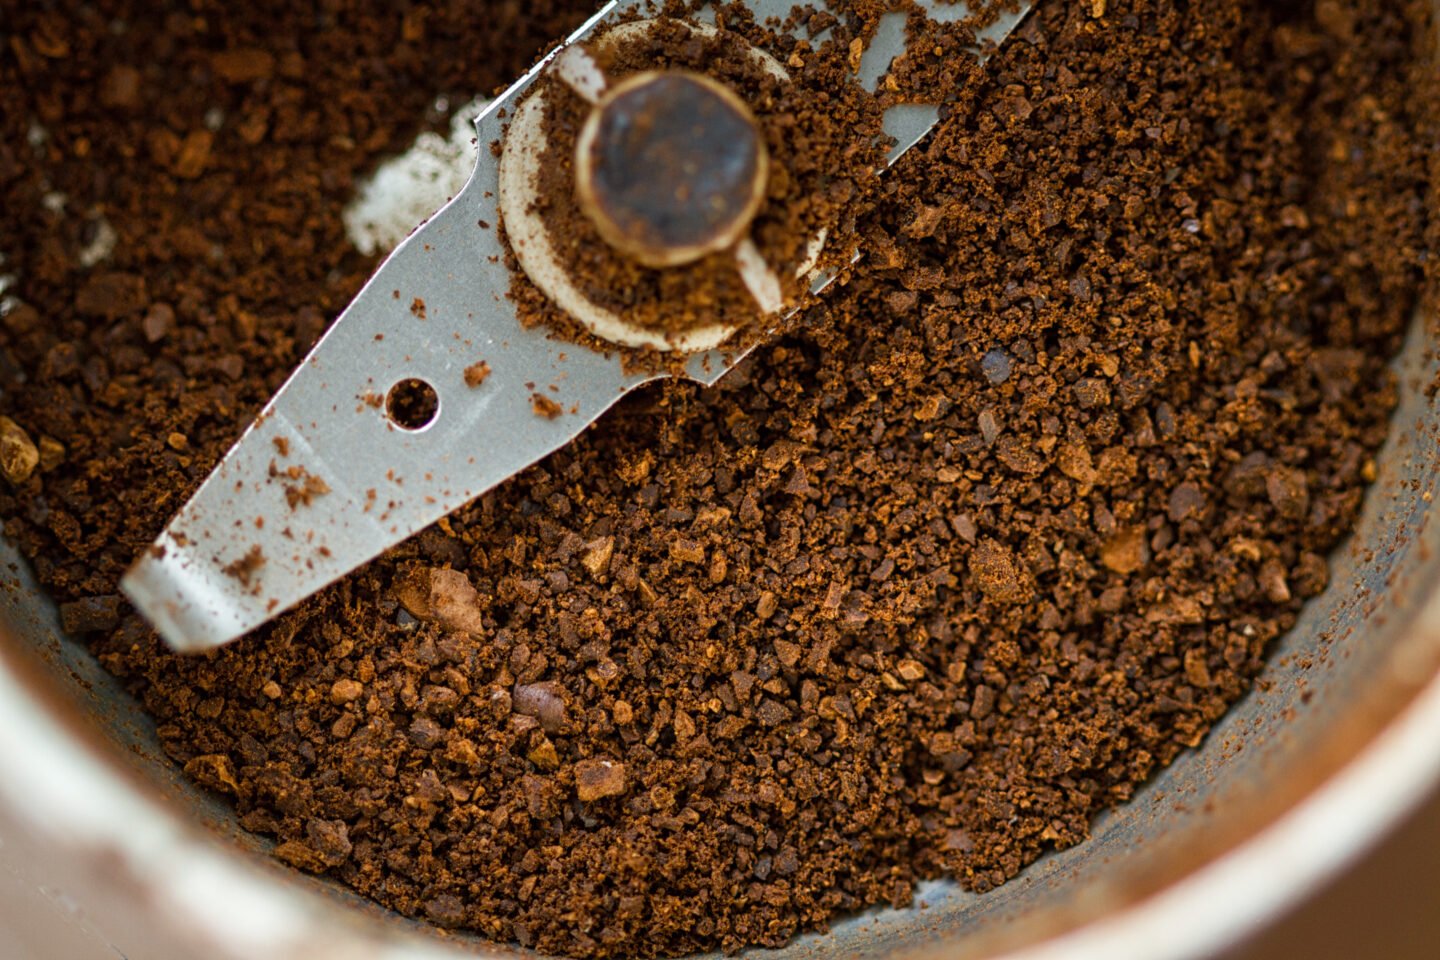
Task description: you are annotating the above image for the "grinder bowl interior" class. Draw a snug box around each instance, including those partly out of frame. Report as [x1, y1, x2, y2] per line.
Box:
[1, 310, 1438, 960]
[3, 3, 1440, 956]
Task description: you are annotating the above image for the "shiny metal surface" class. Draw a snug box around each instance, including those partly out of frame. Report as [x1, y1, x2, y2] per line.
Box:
[121, 0, 1033, 652]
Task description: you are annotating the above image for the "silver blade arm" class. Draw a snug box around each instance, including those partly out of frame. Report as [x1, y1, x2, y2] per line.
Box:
[122, 0, 1032, 651]
[121, 103, 656, 652]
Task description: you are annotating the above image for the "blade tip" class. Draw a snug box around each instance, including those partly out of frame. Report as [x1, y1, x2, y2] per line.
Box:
[121, 552, 247, 654]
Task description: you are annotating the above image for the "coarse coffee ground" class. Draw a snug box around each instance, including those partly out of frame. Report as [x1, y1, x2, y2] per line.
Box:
[1, 1, 1437, 958]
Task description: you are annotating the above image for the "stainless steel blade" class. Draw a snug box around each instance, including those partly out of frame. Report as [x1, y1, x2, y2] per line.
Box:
[122, 0, 1032, 652]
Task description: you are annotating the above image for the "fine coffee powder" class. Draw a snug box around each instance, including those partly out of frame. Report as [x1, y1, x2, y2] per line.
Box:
[1, 1, 1437, 958]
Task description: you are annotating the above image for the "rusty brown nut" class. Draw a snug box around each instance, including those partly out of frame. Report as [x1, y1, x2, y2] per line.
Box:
[575, 70, 769, 269]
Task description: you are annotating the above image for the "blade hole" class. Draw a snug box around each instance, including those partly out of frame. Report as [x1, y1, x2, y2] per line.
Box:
[386, 377, 440, 431]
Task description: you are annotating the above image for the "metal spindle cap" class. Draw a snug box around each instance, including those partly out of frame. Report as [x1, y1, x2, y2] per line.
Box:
[575, 70, 769, 269]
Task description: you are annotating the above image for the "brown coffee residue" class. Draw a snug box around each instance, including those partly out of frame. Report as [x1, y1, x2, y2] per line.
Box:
[0, 1, 1436, 958]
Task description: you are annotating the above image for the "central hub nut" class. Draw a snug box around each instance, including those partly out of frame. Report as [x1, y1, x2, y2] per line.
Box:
[496, 16, 886, 353]
[575, 71, 770, 269]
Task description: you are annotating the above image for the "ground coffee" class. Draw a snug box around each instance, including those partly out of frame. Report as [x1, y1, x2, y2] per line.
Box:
[0, 1, 1436, 957]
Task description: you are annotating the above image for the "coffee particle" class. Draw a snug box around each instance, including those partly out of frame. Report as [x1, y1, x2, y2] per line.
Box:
[463, 360, 492, 387]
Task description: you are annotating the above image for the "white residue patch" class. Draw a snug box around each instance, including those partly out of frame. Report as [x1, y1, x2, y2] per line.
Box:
[343, 99, 489, 257]
[0, 259, 16, 317]
[77, 215, 118, 269]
